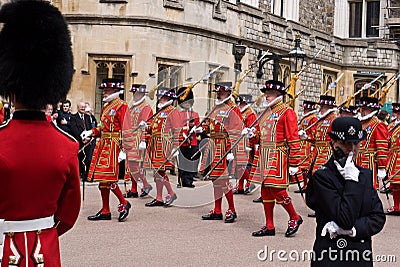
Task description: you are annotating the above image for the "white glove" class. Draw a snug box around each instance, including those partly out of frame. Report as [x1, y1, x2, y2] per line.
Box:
[118, 151, 126, 163]
[378, 169, 387, 181]
[241, 127, 255, 139]
[334, 152, 359, 182]
[80, 130, 93, 140]
[139, 141, 147, 150]
[321, 221, 355, 239]
[226, 153, 234, 162]
[245, 146, 252, 152]
[298, 129, 308, 140]
[289, 167, 299, 176]
[138, 120, 148, 129]
[189, 127, 197, 135]
[194, 126, 203, 133]
[171, 148, 179, 158]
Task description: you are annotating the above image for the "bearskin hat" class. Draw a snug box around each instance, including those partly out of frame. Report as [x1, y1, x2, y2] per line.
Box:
[0, 0, 73, 109]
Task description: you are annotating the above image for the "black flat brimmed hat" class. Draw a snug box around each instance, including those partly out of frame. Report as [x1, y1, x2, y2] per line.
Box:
[303, 100, 317, 110]
[214, 82, 233, 92]
[328, 117, 367, 143]
[260, 80, 286, 94]
[339, 105, 358, 115]
[392, 103, 400, 113]
[357, 96, 380, 109]
[99, 78, 124, 90]
[157, 86, 176, 99]
[319, 95, 336, 107]
[236, 94, 254, 103]
[130, 84, 147, 93]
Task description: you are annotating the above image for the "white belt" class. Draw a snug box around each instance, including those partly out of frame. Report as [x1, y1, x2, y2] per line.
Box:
[0, 215, 54, 261]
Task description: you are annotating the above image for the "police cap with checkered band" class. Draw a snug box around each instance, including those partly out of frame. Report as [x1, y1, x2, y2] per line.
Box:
[328, 117, 367, 143]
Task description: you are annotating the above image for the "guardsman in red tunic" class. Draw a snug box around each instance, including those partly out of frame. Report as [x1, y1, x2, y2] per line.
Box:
[309, 95, 338, 173]
[82, 78, 132, 222]
[144, 88, 180, 207]
[0, 1, 80, 265]
[295, 100, 318, 193]
[122, 84, 154, 198]
[176, 86, 200, 188]
[386, 103, 400, 215]
[339, 105, 359, 117]
[250, 80, 303, 237]
[198, 82, 245, 223]
[356, 97, 388, 189]
[233, 94, 258, 195]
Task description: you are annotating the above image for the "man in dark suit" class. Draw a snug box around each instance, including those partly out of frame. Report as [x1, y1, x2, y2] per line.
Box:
[70, 101, 93, 180]
[306, 117, 386, 266]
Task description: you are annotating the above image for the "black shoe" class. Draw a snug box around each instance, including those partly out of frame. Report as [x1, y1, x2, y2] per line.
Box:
[176, 184, 182, 188]
[170, 169, 176, 175]
[385, 207, 400, 216]
[123, 190, 139, 198]
[224, 210, 237, 223]
[118, 202, 131, 222]
[145, 199, 164, 207]
[164, 194, 177, 207]
[253, 196, 262, 203]
[285, 216, 303, 237]
[88, 210, 111, 221]
[307, 213, 316, 218]
[202, 210, 223, 220]
[252, 226, 275, 236]
[139, 185, 153, 198]
[233, 189, 245, 195]
[244, 184, 256, 194]
[294, 188, 306, 194]
[183, 184, 195, 188]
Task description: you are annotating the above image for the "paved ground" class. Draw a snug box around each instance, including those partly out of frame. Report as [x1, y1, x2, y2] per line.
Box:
[60, 174, 399, 266]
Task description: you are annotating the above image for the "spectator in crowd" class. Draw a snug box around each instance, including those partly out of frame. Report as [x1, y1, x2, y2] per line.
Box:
[56, 99, 72, 134]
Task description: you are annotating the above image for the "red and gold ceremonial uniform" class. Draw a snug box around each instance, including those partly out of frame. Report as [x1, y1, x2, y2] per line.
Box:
[387, 119, 400, 212]
[0, 111, 80, 266]
[200, 97, 245, 216]
[309, 110, 337, 173]
[249, 96, 302, 232]
[122, 97, 153, 193]
[356, 114, 388, 189]
[144, 102, 181, 205]
[236, 105, 258, 191]
[296, 110, 318, 184]
[89, 97, 129, 182]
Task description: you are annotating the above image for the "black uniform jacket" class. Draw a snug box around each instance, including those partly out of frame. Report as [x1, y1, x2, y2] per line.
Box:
[70, 112, 92, 147]
[306, 157, 386, 267]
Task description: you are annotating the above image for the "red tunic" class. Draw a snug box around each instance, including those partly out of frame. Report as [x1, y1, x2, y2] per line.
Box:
[249, 99, 301, 187]
[387, 121, 400, 185]
[309, 110, 337, 173]
[0, 111, 80, 266]
[147, 105, 181, 170]
[199, 98, 245, 178]
[178, 109, 200, 147]
[122, 99, 153, 171]
[88, 98, 129, 182]
[298, 111, 318, 172]
[241, 106, 258, 164]
[356, 115, 388, 188]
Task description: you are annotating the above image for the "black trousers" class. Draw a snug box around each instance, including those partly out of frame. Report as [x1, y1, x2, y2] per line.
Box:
[178, 145, 199, 186]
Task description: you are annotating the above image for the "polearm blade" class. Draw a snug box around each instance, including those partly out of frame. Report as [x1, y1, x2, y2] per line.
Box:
[178, 63, 225, 100]
[323, 73, 344, 95]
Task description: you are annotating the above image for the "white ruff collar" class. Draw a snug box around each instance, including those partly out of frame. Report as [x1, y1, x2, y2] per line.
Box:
[360, 110, 378, 121]
[263, 95, 282, 108]
[215, 94, 232, 106]
[302, 110, 317, 118]
[103, 90, 123, 103]
[157, 99, 173, 109]
[318, 108, 337, 119]
[129, 96, 146, 109]
[240, 104, 251, 113]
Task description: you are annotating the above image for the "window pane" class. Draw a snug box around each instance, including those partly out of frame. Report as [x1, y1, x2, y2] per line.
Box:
[366, 1, 380, 37]
[349, 2, 362, 38]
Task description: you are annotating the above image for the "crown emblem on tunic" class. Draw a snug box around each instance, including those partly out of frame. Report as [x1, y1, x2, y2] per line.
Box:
[348, 126, 356, 135]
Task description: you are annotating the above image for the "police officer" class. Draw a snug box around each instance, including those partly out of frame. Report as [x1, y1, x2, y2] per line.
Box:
[306, 116, 386, 266]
